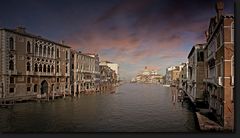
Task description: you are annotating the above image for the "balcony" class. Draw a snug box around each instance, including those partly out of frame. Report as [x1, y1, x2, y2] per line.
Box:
[9, 70, 18, 75]
[203, 78, 218, 86]
[83, 79, 92, 82]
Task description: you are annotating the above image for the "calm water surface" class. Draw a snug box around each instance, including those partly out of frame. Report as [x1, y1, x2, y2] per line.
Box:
[0, 83, 199, 132]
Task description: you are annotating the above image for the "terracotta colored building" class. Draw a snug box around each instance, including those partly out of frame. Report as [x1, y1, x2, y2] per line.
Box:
[203, 1, 234, 130]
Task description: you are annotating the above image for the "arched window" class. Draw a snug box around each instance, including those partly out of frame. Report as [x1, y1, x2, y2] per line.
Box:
[9, 60, 14, 70]
[43, 64, 46, 72]
[57, 65, 59, 73]
[66, 63, 68, 73]
[27, 41, 31, 53]
[34, 84, 38, 92]
[231, 56, 234, 77]
[39, 45, 42, 56]
[51, 65, 54, 73]
[27, 62, 31, 71]
[9, 37, 14, 50]
[57, 48, 59, 58]
[47, 65, 50, 72]
[51, 47, 54, 57]
[48, 47, 50, 56]
[35, 44, 38, 55]
[66, 51, 68, 59]
[43, 46, 46, 56]
[231, 22, 234, 42]
[34, 64, 38, 72]
[39, 64, 42, 72]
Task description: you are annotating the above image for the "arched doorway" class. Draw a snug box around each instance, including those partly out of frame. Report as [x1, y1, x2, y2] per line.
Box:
[41, 80, 48, 95]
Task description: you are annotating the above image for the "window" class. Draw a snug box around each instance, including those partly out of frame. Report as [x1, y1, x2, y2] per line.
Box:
[10, 77, 14, 83]
[27, 41, 31, 53]
[43, 46, 46, 56]
[43, 64, 46, 72]
[27, 62, 31, 71]
[9, 60, 14, 70]
[27, 87, 31, 92]
[57, 65, 59, 73]
[35, 64, 38, 72]
[35, 44, 38, 54]
[27, 77, 31, 83]
[34, 85, 38, 92]
[39, 45, 42, 55]
[231, 22, 234, 42]
[9, 88, 14, 93]
[48, 47, 50, 56]
[66, 64, 68, 73]
[57, 78, 59, 82]
[232, 56, 234, 77]
[51, 65, 54, 73]
[197, 51, 204, 62]
[66, 51, 68, 59]
[47, 65, 50, 73]
[9, 37, 14, 50]
[57, 49, 59, 58]
[51, 47, 54, 57]
[39, 64, 42, 72]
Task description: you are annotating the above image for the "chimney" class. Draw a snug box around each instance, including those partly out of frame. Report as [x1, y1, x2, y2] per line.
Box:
[205, 31, 209, 41]
[16, 26, 26, 33]
[215, 0, 224, 21]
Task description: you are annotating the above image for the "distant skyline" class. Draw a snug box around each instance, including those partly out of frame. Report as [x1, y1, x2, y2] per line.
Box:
[0, 0, 234, 80]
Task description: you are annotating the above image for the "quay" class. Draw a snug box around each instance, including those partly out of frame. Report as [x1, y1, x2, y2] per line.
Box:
[179, 88, 223, 131]
[171, 84, 224, 132]
[196, 112, 223, 131]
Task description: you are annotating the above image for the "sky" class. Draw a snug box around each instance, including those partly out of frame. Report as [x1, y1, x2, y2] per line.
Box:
[0, 0, 234, 80]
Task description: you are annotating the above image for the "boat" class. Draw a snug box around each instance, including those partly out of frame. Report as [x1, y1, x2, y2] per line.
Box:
[130, 78, 137, 83]
[162, 84, 170, 87]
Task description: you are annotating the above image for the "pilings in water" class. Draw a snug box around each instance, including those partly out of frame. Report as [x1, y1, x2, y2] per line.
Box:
[0, 100, 15, 108]
[176, 86, 223, 132]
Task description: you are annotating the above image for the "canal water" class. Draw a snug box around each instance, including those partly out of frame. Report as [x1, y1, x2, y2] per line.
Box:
[0, 83, 199, 132]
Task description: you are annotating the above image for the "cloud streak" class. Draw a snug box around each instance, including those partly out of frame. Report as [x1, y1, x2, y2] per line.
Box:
[0, 0, 234, 80]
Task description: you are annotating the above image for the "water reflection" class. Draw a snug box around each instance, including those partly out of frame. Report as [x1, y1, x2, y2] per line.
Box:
[0, 83, 198, 132]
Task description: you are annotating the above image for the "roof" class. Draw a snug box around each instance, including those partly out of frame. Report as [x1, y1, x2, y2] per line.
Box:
[0, 27, 71, 48]
[187, 44, 205, 58]
[100, 60, 113, 63]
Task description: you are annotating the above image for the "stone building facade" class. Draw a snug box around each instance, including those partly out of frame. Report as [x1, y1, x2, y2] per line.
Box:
[0, 27, 70, 100]
[99, 65, 117, 92]
[203, 1, 234, 130]
[179, 62, 188, 90]
[70, 50, 100, 95]
[187, 44, 205, 105]
[100, 61, 119, 82]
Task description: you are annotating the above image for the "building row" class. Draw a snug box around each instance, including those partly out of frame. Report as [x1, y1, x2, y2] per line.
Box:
[132, 66, 164, 84]
[165, 1, 234, 131]
[0, 27, 120, 101]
